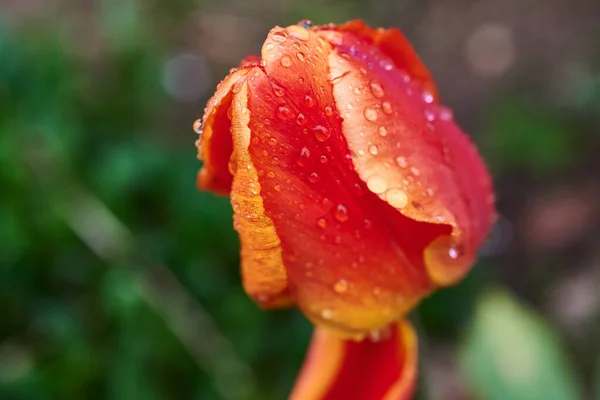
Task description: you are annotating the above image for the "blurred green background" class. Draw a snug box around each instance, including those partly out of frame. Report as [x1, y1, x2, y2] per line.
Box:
[1, 1, 599, 399]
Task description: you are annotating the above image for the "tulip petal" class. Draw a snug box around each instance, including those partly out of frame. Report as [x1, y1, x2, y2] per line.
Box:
[245, 26, 447, 336]
[197, 65, 290, 307]
[320, 20, 438, 100]
[290, 320, 418, 400]
[317, 27, 495, 286]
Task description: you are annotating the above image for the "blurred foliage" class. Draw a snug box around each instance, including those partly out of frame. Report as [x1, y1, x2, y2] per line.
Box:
[460, 289, 580, 400]
[1, 1, 599, 400]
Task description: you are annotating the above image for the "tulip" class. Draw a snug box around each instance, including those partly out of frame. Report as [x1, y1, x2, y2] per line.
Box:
[196, 19, 495, 400]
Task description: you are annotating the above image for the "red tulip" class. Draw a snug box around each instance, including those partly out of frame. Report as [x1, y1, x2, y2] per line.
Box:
[196, 19, 495, 400]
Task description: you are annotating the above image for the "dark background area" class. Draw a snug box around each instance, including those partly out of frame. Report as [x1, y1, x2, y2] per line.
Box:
[1, 1, 599, 399]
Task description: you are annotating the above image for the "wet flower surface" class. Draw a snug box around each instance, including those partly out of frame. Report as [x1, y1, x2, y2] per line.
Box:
[196, 19, 495, 400]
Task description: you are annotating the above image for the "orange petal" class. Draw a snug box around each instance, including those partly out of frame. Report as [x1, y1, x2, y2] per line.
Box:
[245, 26, 444, 337]
[317, 27, 495, 286]
[290, 320, 418, 400]
[318, 20, 438, 100]
[197, 65, 290, 308]
[197, 56, 263, 195]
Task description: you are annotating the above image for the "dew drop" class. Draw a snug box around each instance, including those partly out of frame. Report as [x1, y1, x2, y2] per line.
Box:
[264, 43, 275, 51]
[297, 147, 310, 166]
[304, 95, 315, 108]
[386, 188, 408, 208]
[287, 25, 309, 41]
[299, 20, 313, 29]
[363, 106, 378, 122]
[280, 55, 292, 67]
[320, 155, 328, 163]
[317, 218, 327, 228]
[272, 31, 287, 43]
[273, 84, 285, 97]
[312, 125, 330, 141]
[353, 183, 363, 195]
[308, 172, 319, 183]
[364, 219, 372, 229]
[324, 106, 334, 116]
[395, 156, 407, 168]
[369, 145, 379, 155]
[439, 106, 454, 121]
[277, 106, 293, 120]
[335, 204, 348, 222]
[193, 119, 203, 134]
[449, 247, 459, 259]
[366, 175, 388, 194]
[296, 113, 307, 125]
[424, 109, 436, 122]
[267, 171, 275, 179]
[296, 52, 305, 61]
[334, 279, 349, 293]
[378, 126, 388, 137]
[381, 101, 393, 115]
[423, 91, 434, 104]
[410, 167, 421, 176]
[321, 308, 333, 319]
[380, 59, 393, 71]
[369, 80, 385, 98]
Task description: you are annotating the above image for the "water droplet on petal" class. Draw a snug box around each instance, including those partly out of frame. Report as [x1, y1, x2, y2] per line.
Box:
[272, 84, 285, 97]
[287, 25, 309, 41]
[381, 101, 393, 115]
[321, 308, 333, 319]
[317, 218, 327, 228]
[312, 125, 330, 141]
[277, 106, 293, 120]
[424, 109, 436, 122]
[272, 31, 287, 42]
[299, 20, 313, 29]
[296, 52, 305, 61]
[280, 55, 292, 67]
[366, 175, 388, 194]
[304, 95, 315, 108]
[369, 145, 378, 155]
[320, 155, 328, 163]
[334, 279, 348, 293]
[410, 167, 421, 176]
[369, 80, 385, 98]
[439, 106, 454, 121]
[380, 59, 393, 71]
[296, 113, 306, 125]
[308, 172, 319, 183]
[386, 188, 408, 208]
[264, 43, 275, 51]
[335, 204, 348, 222]
[267, 171, 275, 179]
[193, 119, 203, 134]
[378, 126, 388, 137]
[395, 156, 407, 168]
[364, 106, 378, 122]
[324, 106, 334, 116]
[423, 91, 434, 103]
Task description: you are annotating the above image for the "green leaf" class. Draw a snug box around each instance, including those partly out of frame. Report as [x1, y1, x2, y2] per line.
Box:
[460, 288, 581, 400]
